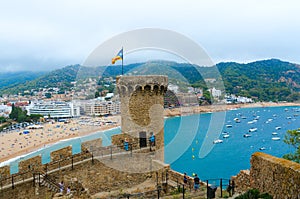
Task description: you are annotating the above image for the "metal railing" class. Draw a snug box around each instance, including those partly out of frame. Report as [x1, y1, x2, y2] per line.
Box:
[0, 142, 143, 190]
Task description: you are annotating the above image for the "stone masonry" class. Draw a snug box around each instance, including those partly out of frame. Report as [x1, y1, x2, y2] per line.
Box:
[116, 75, 168, 162]
[235, 152, 300, 199]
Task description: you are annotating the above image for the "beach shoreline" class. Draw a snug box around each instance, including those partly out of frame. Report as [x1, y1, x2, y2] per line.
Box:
[0, 116, 120, 164]
[1, 102, 299, 164]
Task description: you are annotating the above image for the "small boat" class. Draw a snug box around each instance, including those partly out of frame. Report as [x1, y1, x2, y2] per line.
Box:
[272, 137, 281, 141]
[243, 134, 252, 138]
[223, 134, 230, 138]
[249, 128, 258, 132]
[235, 119, 241, 123]
[272, 132, 278, 135]
[213, 139, 223, 144]
[247, 121, 254, 124]
[226, 125, 233, 128]
[259, 147, 266, 151]
[275, 126, 281, 130]
[222, 131, 229, 135]
[241, 116, 247, 119]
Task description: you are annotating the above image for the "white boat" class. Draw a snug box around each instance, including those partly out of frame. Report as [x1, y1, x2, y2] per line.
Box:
[243, 134, 252, 138]
[235, 119, 241, 123]
[272, 132, 278, 135]
[222, 131, 229, 135]
[259, 147, 266, 151]
[249, 128, 258, 132]
[223, 134, 230, 138]
[247, 121, 254, 124]
[226, 125, 233, 128]
[272, 137, 281, 141]
[241, 116, 247, 119]
[275, 126, 281, 130]
[213, 139, 223, 144]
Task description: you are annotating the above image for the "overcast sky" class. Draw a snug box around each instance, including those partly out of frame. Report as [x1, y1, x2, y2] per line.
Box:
[1, 0, 300, 72]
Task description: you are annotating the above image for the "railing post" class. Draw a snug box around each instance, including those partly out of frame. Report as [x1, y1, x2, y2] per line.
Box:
[232, 180, 235, 195]
[33, 173, 35, 187]
[157, 187, 160, 199]
[11, 175, 14, 189]
[92, 152, 94, 164]
[45, 164, 48, 175]
[110, 146, 112, 160]
[183, 184, 185, 199]
[39, 173, 41, 187]
[166, 170, 168, 185]
[220, 178, 223, 198]
[156, 172, 158, 186]
[72, 155, 74, 170]
[206, 180, 209, 199]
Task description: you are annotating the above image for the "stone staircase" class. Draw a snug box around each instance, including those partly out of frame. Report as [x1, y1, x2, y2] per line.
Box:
[34, 172, 60, 193]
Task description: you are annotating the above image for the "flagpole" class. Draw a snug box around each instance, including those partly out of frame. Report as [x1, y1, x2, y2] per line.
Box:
[122, 47, 124, 75]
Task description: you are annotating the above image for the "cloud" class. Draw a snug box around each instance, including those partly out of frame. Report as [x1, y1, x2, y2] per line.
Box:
[0, 0, 300, 71]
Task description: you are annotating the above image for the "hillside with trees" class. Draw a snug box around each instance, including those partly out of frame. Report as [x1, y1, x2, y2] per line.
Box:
[0, 59, 299, 102]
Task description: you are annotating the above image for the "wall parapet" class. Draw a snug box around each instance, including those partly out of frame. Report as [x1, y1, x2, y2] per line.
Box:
[249, 152, 300, 199]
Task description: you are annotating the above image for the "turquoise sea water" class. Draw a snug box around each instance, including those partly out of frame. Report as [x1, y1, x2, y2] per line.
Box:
[5, 106, 299, 179]
[165, 106, 299, 180]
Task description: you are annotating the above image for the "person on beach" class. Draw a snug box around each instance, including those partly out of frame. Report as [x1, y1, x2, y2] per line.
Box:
[194, 174, 200, 191]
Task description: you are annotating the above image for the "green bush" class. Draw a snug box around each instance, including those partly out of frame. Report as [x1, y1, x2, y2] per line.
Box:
[235, 189, 272, 199]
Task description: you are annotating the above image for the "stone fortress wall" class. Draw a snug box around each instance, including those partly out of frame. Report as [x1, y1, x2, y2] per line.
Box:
[0, 138, 102, 182]
[234, 152, 300, 199]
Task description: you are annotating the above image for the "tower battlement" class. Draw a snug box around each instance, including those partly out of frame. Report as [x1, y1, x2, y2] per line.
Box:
[116, 75, 168, 97]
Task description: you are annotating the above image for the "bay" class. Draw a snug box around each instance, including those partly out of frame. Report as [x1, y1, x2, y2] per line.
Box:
[164, 106, 299, 180]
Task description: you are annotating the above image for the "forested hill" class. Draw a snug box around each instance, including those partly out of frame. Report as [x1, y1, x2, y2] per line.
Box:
[0, 59, 299, 102]
[0, 65, 80, 95]
[0, 71, 46, 90]
[216, 59, 300, 101]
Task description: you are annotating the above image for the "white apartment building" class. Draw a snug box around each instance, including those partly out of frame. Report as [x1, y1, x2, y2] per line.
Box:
[0, 104, 12, 117]
[77, 100, 120, 116]
[28, 101, 80, 118]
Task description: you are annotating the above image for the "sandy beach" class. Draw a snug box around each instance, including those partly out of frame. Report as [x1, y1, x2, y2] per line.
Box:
[0, 101, 299, 164]
[0, 115, 121, 163]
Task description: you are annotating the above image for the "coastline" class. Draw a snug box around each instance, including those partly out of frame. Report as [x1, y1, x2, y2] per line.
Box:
[0, 116, 120, 164]
[163, 102, 300, 117]
[1, 102, 299, 165]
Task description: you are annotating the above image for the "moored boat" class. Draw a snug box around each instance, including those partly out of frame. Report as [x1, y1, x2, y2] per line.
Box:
[213, 139, 223, 144]
[272, 137, 281, 141]
[249, 128, 257, 132]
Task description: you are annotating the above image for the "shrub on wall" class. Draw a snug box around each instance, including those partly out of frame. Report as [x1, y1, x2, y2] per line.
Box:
[235, 189, 272, 199]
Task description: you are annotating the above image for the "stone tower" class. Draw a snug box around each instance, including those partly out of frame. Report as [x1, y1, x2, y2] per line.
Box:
[116, 75, 168, 161]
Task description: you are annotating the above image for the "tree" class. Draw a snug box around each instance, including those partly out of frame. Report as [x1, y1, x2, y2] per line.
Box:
[45, 92, 52, 98]
[29, 114, 43, 122]
[0, 116, 6, 123]
[95, 91, 100, 98]
[283, 128, 300, 163]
